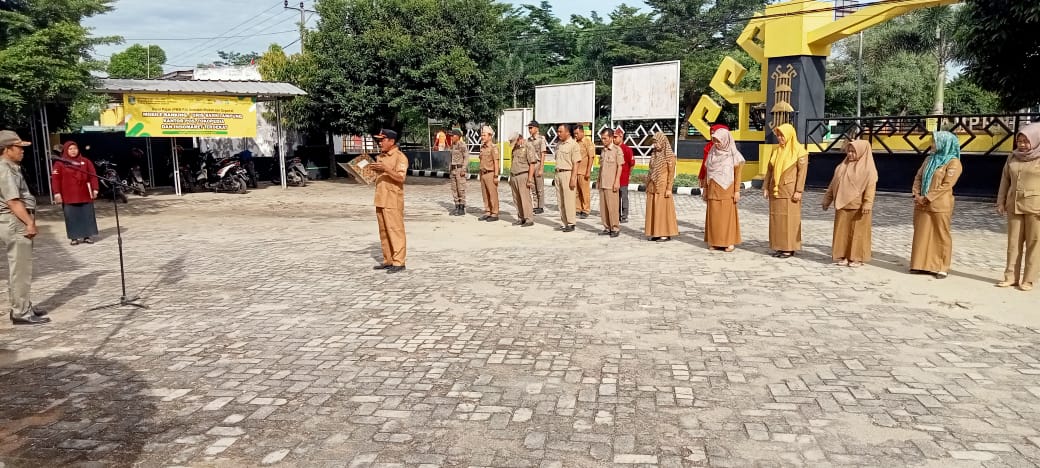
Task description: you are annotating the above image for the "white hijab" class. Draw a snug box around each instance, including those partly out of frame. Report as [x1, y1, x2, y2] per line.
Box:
[705, 128, 745, 190]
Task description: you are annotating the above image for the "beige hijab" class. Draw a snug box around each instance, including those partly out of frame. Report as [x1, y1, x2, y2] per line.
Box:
[649, 132, 675, 185]
[831, 140, 878, 209]
[1013, 122, 1040, 162]
[705, 128, 745, 190]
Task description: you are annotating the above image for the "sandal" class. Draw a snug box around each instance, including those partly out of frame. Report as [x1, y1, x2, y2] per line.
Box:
[934, 272, 948, 279]
[70, 239, 80, 246]
[848, 261, 864, 268]
[834, 259, 849, 266]
[724, 246, 735, 253]
[82, 238, 94, 244]
[777, 251, 793, 259]
[995, 280, 1016, 288]
[1020, 283, 1034, 291]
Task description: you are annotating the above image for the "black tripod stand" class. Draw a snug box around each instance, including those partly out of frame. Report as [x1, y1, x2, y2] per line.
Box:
[52, 158, 147, 310]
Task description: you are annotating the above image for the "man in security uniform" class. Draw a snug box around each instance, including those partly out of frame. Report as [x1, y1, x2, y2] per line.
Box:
[448, 129, 467, 216]
[370, 129, 409, 274]
[0, 130, 48, 324]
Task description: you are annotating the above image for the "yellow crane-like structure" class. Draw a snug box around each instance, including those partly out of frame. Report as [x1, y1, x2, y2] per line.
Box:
[690, 0, 961, 174]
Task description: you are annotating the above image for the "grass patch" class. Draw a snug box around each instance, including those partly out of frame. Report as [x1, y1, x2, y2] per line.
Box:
[466, 162, 698, 188]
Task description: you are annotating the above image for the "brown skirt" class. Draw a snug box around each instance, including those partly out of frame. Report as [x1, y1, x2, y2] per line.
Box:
[704, 180, 740, 248]
[645, 193, 679, 237]
[911, 209, 953, 273]
[832, 208, 872, 262]
[768, 196, 802, 251]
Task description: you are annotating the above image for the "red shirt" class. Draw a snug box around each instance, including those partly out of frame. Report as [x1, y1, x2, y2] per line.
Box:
[619, 143, 636, 186]
[51, 157, 99, 204]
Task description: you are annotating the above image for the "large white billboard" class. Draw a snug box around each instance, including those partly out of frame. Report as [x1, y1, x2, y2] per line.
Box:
[611, 61, 681, 121]
[498, 108, 533, 143]
[535, 81, 596, 124]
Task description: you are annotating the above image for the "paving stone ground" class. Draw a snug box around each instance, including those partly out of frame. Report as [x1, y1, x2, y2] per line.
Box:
[1, 176, 1039, 468]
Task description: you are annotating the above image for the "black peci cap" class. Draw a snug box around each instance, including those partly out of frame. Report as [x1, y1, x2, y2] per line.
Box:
[373, 129, 398, 141]
[527, 120, 539, 128]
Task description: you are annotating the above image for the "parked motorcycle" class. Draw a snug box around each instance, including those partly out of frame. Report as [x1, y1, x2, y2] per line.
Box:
[95, 159, 128, 203]
[196, 152, 249, 194]
[233, 149, 259, 189]
[127, 148, 148, 196]
[271, 156, 308, 187]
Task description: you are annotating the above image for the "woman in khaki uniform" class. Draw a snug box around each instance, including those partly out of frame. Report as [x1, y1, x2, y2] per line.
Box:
[644, 132, 679, 242]
[822, 140, 878, 267]
[763, 124, 809, 258]
[911, 131, 963, 279]
[702, 128, 745, 252]
[996, 123, 1040, 291]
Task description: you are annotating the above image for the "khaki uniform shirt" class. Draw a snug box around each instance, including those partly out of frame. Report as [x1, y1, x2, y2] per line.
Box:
[479, 143, 497, 172]
[374, 147, 408, 210]
[510, 141, 538, 175]
[555, 139, 581, 171]
[0, 159, 36, 214]
[450, 140, 468, 166]
[527, 135, 547, 162]
[597, 145, 623, 189]
[764, 156, 809, 199]
[576, 137, 595, 176]
[913, 158, 963, 213]
[998, 156, 1040, 215]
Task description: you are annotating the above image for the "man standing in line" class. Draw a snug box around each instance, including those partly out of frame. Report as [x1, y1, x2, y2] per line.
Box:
[478, 125, 500, 222]
[527, 121, 548, 214]
[574, 125, 595, 218]
[508, 132, 537, 227]
[448, 129, 467, 216]
[614, 128, 636, 223]
[0, 130, 48, 324]
[597, 128, 623, 237]
[369, 129, 408, 274]
[554, 124, 582, 232]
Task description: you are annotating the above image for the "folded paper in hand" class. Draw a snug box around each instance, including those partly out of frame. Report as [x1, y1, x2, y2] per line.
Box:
[340, 154, 378, 185]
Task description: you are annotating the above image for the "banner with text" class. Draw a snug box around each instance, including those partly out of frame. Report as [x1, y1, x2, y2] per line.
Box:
[123, 94, 257, 137]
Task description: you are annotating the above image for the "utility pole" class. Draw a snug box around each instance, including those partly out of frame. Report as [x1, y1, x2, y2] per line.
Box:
[284, 1, 316, 53]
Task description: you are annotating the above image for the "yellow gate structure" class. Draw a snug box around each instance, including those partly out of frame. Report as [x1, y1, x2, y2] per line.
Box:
[689, 0, 961, 178]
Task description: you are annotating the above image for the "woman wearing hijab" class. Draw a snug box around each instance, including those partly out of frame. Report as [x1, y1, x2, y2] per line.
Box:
[763, 124, 809, 258]
[645, 132, 679, 242]
[702, 128, 745, 252]
[51, 141, 99, 245]
[995, 123, 1040, 291]
[822, 140, 878, 267]
[698, 123, 729, 186]
[911, 131, 963, 279]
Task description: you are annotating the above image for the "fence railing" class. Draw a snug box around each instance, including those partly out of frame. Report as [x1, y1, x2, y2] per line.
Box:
[804, 113, 1040, 156]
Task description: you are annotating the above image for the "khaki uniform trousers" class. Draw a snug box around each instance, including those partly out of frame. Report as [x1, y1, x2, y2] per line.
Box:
[555, 172, 577, 226]
[509, 173, 534, 221]
[1, 213, 34, 319]
[1005, 213, 1040, 286]
[599, 188, 620, 231]
[479, 171, 499, 216]
[376, 208, 406, 266]
[532, 169, 545, 209]
[449, 167, 467, 205]
[577, 176, 592, 214]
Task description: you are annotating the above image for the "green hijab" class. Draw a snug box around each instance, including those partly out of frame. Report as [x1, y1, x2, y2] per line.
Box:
[921, 131, 960, 192]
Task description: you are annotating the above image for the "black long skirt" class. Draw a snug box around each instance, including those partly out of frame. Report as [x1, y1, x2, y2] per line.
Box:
[63, 202, 99, 240]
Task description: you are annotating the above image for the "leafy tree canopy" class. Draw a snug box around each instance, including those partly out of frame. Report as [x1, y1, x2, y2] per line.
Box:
[956, 0, 1040, 110]
[107, 43, 166, 79]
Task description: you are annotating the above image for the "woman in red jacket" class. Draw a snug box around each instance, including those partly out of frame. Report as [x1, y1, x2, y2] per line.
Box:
[51, 141, 99, 245]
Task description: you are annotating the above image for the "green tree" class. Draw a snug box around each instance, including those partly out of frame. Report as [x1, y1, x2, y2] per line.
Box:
[308, 0, 512, 137]
[257, 44, 316, 133]
[944, 76, 1002, 114]
[107, 44, 166, 79]
[956, 0, 1040, 110]
[0, 0, 117, 129]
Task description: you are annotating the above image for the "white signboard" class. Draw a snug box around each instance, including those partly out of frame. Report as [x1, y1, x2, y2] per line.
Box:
[611, 61, 681, 121]
[535, 81, 596, 124]
[499, 108, 533, 143]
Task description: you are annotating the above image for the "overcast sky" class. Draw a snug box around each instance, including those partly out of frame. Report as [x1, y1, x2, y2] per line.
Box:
[84, 0, 642, 72]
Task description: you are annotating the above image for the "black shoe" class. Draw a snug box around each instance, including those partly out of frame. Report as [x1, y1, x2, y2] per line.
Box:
[620, 217, 628, 224]
[457, 205, 466, 216]
[387, 266, 406, 274]
[479, 215, 489, 221]
[486, 216, 499, 222]
[563, 225, 575, 232]
[610, 231, 620, 238]
[656, 237, 671, 242]
[649, 237, 660, 241]
[11, 314, 50, 325]
[513, 219, 524, 226]
[30, 306, 47, 317]
[373, 264, 390, 270]
[450, 205, 460, 216]
[599, 230, 610, 236]
[534, 208, 544, 214]
[521, 221, 534, 227]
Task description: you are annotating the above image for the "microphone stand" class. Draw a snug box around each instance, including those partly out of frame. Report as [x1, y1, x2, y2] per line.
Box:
[52, 158, 147, 310]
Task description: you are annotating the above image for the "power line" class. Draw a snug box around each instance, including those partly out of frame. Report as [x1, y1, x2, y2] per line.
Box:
[122, 29, 299, 41]
[164, 1, 285, 65]
[204, 10, 299, 58]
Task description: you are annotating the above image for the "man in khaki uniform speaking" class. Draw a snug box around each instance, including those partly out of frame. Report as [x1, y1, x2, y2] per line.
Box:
[554, 124, 582, 232]
[369, 129, 409, 274]
[448, 129, 467, 216]
[0, 130, 49, 325]
[478, 125, 500, 222]
[574, 125, 595, 219]
[508, 132, 537, 227]
[527, 121, 548, 214]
